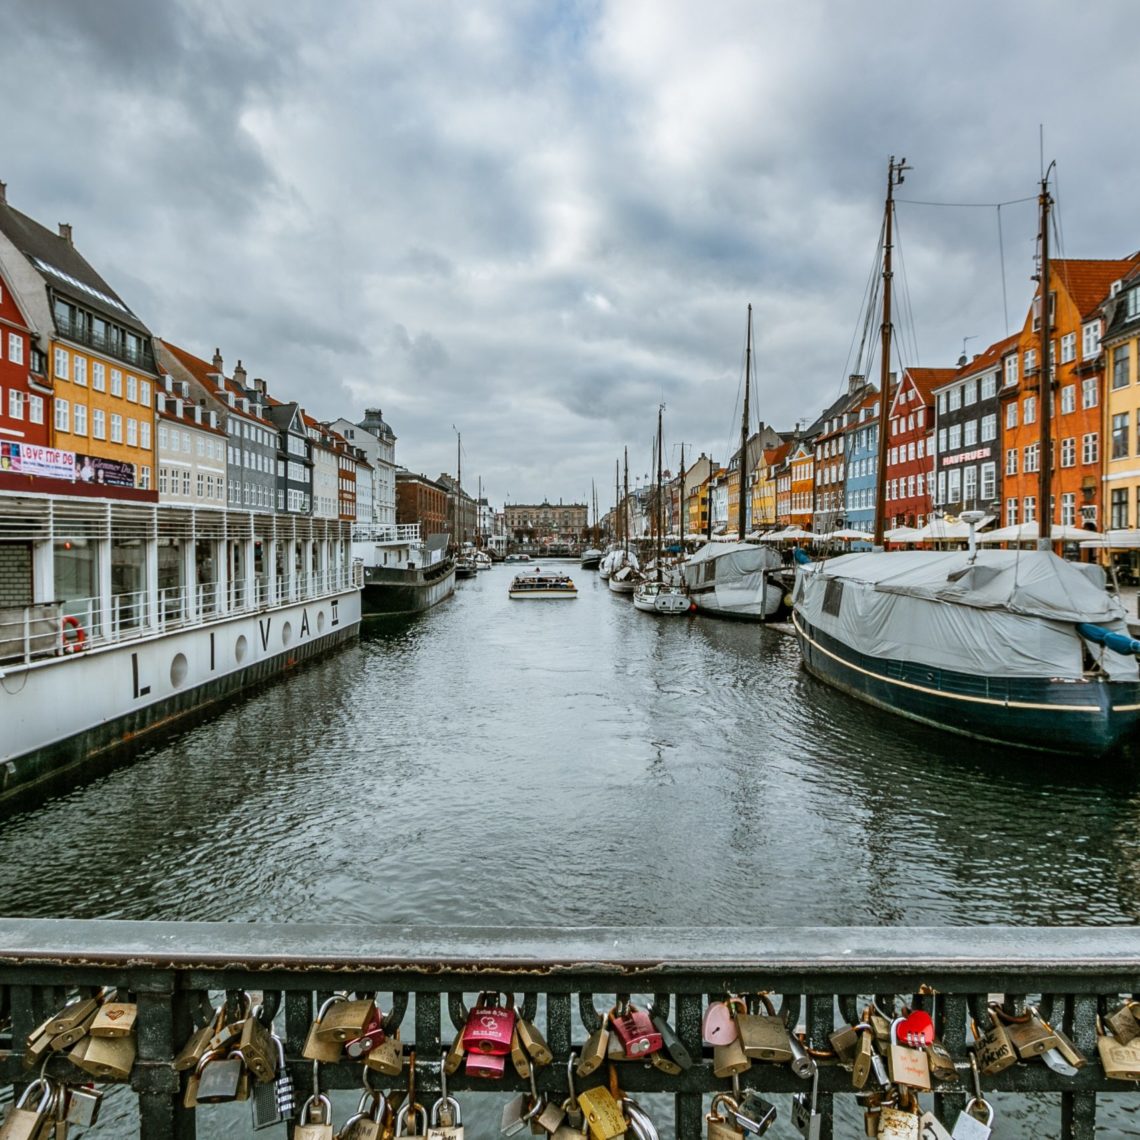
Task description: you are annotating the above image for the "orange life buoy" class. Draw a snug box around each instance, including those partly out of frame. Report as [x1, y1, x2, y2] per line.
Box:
[61, 614, 85, 652]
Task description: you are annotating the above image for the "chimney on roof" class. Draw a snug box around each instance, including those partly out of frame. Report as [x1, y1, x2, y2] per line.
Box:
[58, 223, 72, 245]
[848, 373, 865, 394]
[212, 348, 223, 372]
[0, 182, 6, 205]
[253, 376, 266, 396]
[233, 360, 247, 388]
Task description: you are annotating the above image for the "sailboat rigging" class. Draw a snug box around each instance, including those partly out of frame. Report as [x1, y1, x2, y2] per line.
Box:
[680, 304, 787, 621]
[792, 157, 1140, 755]
[634, 405, 690, 614]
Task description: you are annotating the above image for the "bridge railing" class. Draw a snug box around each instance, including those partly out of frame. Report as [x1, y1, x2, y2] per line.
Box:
[1, 921, 1137, 1138]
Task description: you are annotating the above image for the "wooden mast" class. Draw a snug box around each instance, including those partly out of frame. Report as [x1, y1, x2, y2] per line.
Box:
[656, 403, 665, 581]
[679, 441, 686, 545]
[738, 304, 752, 543]
[873, 156, 910, 547]
[1037, 168, 1054, 548]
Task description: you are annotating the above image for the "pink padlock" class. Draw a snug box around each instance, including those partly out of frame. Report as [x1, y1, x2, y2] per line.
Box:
[701, 997, 745, 1045]
[465, 1050, 507, 1079]
[460, 992, 517, 1056]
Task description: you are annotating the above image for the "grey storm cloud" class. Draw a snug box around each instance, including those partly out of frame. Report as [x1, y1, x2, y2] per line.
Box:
[3, 0, 1140, 505]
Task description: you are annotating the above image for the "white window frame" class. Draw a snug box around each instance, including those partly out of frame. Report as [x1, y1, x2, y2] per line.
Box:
[54, 397, 69, 431]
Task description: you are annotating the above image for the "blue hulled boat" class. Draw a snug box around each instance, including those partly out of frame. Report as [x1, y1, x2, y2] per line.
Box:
[792, 549, 1140, 755]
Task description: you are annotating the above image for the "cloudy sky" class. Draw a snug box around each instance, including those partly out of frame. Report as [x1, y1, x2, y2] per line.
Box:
[4, 1, 1137, 506]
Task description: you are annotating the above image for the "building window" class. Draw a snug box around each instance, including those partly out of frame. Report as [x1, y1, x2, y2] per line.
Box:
[963, 466, 978, 503]
[110, 413, 123, 443]
[28, 395, 43, 424]
[1025, 348, 1037, 375]
[963, 420, 978, 447]
[1006, 448, 1017, 475]
[1060, 333, 1076, 363]
[1060, 384, 1075, 414]
[1112, 488, 1129, 530]
[73, 356, 87, 386]
[158, 425, 168, 449]
[1113, 412, 1129, 459]
[981, 372, 997, 399]
[1024, 444, 1039, 472]
[183, 471, 190, 495]
[110, 369, 122, 397]
[1006, 402, 1018, 429]
[140, 466, 151, 490]
[92, 361, 105, 391]
[7, 332, 22, 364]
[140, 422, 150, 449]
[140, 380, 151, 406]
[938, 392, 947, 415]
[947, 468, 961, 502]
[948, 424, 962, 450]
[73, 403, 87, 436]
[936, 470, 946, 505]
[54, 348, 69, 380]
[1083, 432, 1099, 464]
[125, 375, 137, 402]
[963, 378, 977, 405]
[948, 386, 962, 412]
[1082, 377, 1098, 409]
[92, 409, 106, 439]
[53, 397, 69, 432]
[937, 428, 947, 453]
[1005, 355, 1019, 386]
[1061, 437, 1076, 467]
[1024, 395, 1037, 424]
[197, 473, 204, 498]
[1006, 497, 1018, 526]
[126, 418, 137, 446]
[1083, 321, 1101, 359]
[159, 468, 168, 494]
[1024, 496, 1037, 522]
[980, 462, 996, 501]
[1061, 492, 1076, 527]
[1113, 344, 1131, 389]
[981, 413, 997, 442]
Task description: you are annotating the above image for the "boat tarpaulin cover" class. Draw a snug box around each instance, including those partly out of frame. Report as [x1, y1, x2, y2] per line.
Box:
[795, 549, 1138, 680]
[683, 542, 783, 613]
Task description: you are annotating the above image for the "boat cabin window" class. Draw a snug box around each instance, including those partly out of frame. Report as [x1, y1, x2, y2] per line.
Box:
[822, 578, 844, 617]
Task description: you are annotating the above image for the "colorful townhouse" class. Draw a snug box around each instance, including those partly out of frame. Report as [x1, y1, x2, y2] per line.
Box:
[842, 386, 882, 535]
[788, 440, 814, 530]
[884, 367, 955, 529]
[1101, 262, 1140, 531]
[753, 442, 790, 530]
[932, 337, 1014, 519]
[154, 377, 227, 509]
[0, 262, 50, 482]
[1000, 256, 1138, 531]
[0, 187, 159, 500]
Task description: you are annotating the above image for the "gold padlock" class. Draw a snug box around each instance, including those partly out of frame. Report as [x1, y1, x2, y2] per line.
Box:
[1098, 1021, 1140, 1080]
[89, 1002, 137, 1039]
[705, 1092, 744, 1139]
[737, 994, 793, 1062]
[72, 1033, 136, 1080]
[577, 1085, 626, 1140]
[974, 1011, 1016, 1075]
[365, 1029, 403, 1076]
[712, 1035, 751, 1078]
[886, 1018, 931, 1091]
[313, 997, 375, 1043]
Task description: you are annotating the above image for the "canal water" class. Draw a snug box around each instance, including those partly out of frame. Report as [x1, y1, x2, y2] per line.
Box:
[3, 561, 1140, 1135]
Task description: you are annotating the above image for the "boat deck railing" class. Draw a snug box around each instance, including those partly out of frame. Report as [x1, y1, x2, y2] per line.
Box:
[352, 523, 422, 544]
[0, 565, 362, 665]
[0, 921, 1132, 1139]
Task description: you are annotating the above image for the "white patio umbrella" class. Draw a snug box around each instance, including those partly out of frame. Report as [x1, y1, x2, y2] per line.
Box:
[829, 527, 874, 541]
[882, 525, 922, 543]
[1080, 529, 1140, 549]
[978, 521, 1102, 544]
[911, 515, 994, 542]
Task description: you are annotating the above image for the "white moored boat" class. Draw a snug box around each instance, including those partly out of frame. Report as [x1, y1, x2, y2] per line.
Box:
[632, 580, 691, 614]
[508, 569, 578, 599]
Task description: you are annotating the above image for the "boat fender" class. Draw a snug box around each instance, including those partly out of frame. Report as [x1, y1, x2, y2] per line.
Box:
[1076, 622, 1140, 657]
[688, 601, 698, 614]
[61, 614, 85, 652]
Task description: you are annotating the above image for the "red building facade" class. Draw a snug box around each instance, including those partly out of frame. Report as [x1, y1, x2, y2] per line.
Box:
[884, 367, 956, 528]
[0, 267, 50, 458]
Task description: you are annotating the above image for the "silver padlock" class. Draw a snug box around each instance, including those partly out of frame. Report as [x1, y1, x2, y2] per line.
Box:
[790, 1065, 821, 1140]
[918, 1110, 954, 1140]
[65, 1084, 103, 1127]
[734, 1089, 777, 1136]
[622, 1096, 660, 1140]
[950, 1098, 993, 1140]
[251, 1035, 295, 1129]
[428, 1051, 465, 1140]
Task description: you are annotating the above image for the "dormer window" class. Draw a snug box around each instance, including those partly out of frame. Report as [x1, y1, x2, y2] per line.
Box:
[1032, 291, 1056, 332]
[1128, 287, 1140, 320]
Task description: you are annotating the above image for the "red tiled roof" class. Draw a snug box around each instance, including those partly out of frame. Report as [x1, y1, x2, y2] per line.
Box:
[945, 333, 1020, 384]
[904, 366, 958, 403]
[159, 340, 272, 424]
[1053, 256, 1140, 320]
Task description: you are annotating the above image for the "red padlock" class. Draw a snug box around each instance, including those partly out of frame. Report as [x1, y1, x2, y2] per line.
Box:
[464, 1050, 507, 1079]
[611, 1004, 664, 1058]
[460, 993, 517, 1056]
[345, 1007, 387, 1059]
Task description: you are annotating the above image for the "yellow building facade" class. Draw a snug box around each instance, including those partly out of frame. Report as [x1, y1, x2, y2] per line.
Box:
[1102, 267, 1140, 537]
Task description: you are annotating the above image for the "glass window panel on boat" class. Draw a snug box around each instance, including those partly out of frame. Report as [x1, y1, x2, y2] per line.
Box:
[54, 538, 98, 632]
[111, 538, 146, 631]
[157, 539, 183, 623]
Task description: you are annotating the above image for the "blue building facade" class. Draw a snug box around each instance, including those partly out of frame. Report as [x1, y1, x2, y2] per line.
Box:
[844, 394, 880, 541]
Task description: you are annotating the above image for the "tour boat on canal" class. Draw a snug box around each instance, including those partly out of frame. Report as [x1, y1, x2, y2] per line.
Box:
[508, 569, 578, 599]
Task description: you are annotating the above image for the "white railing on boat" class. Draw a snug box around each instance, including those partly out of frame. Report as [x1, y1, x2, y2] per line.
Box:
[351, 522, 421, 543]
[0, 563, 363, 666]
